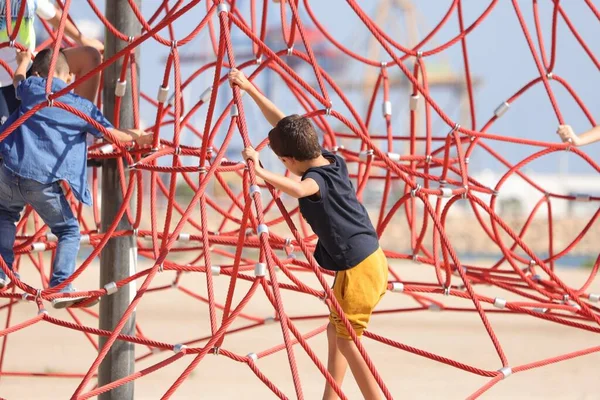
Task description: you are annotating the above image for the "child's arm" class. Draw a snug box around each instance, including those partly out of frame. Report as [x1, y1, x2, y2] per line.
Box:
[46, 4, 104, 51]
[107, 128, 153, 146]
[242, 147, 319, 199]
[557, 125, 600, 146]
[229, 68, 285, 127]
[13, 51, 32, 88]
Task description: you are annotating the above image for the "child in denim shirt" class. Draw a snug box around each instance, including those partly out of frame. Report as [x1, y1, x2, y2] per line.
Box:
[0, 49, 151, 308]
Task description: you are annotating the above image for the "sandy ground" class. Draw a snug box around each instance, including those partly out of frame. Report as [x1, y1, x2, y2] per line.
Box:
[1, 255, 600, 400]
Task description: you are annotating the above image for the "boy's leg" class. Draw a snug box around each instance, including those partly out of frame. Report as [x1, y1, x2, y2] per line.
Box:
[322, 322, 348, 400]
[0, 168, 26, 287]
[62, 47, 102, 102]
[329, 248, 389, 399]
[22, 180, 81, 289]
[336, 338, 381, 400]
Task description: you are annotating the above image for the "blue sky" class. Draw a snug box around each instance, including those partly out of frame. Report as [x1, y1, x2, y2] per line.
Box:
[64, 0, 600, 174]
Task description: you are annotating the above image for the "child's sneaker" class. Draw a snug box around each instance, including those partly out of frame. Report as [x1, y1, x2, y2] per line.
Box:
[0, 273, 9, 289]
[51, 287, 86, 309]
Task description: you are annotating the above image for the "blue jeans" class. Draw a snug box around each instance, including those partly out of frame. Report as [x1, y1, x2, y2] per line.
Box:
[0, 165, 80, 288]
[0, 84, 19, 125]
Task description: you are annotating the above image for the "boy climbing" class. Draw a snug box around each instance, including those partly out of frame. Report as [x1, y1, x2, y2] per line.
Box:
[230, 68, 388, 400]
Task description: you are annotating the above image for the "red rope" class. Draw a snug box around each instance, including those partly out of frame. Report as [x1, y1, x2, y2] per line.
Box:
[0, 1, 599, 399]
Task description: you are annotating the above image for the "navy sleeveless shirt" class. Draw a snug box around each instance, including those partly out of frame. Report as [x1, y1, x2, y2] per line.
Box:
[298, 149, 380, 271]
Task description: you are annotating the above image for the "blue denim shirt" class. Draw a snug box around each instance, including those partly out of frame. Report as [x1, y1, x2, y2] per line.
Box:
[0, 76, 113, 206]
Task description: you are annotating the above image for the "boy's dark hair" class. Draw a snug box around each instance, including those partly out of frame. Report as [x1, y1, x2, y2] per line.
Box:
[268, 115, 321, 161]
[30, 48, 69, 78]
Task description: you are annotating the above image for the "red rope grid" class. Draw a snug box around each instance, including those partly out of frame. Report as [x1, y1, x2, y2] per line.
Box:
[0, 0, 599, 398]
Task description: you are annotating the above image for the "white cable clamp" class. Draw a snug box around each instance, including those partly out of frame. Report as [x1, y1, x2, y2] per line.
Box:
[247, 352, 258, 362]
[257, 224, 269, 237]
[32, 242, 46, 252]
[99, 144, 114, 154]
[588, 293, 600, 302]
[425, 154, 432, 164]
[493, 297, 506, 309]
[443, 286, 451, 296]
[80, 234, 90, 245]
[387, 152, 400, 161]
[157, 86, 169, 104]
[416, 51, 423, 59]
[391, 282, 404, 293]
[249, 185, 261, 196]
[217, 2, 229, 13]
[382, 100, 392, 117]
[409, 94, 420, 111]
[200, 87, 213, 103]
[410, 184, 422, 198]
[287, 46, 294, 56]
[461, 185, 469, 199]
[245, 227, 254, 236]
[8, 40, 15, 48]
[255, 263, 266, 277]
[231, 104, 239, 117]
[115, 80, 127, 97]
[211, 266, 221, 276]
[575, 194, 591, 202]
[498, 367, 512, 379]
[178, 233, 191, 242]
[264, 316, 276, 324]
[439, 187, 452, 198]
[359, 149, 374, 161]
[173, 344, 187, 353]
[465, 157, 470, 165]
[532, 307, 547, 313]
[104, 281, 118, 295]
[46, 233, 58, 242]
[546, 72, 553, 80]
[38, 308, 49, 315]
[494, 102, 510, 118]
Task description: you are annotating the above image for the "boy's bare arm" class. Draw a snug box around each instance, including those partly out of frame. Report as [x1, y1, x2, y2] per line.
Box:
[13, 51, 32, 88]
[49, 7, 104, 51]
[557, 125, 600, 146]
[241, 147, 319, 199]
[229, 68, 285, 127]
[107, 128, 153, 146]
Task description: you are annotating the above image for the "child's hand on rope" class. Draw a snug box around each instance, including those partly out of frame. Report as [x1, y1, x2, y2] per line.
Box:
[15, 49, 32, 66]
[229, 68, 252, 91]
[134, 131, 153, 147]
[557, 125, 580, 146]
[242, 146, 260, 166]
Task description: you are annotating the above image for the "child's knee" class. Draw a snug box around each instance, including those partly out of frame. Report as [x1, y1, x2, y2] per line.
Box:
[67, 46, 102, 71]
[81, 46, 102, 67]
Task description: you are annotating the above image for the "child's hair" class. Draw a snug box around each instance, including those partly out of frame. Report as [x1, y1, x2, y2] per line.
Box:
[30, 48, 69, 78]
[268, 115, 321, 161]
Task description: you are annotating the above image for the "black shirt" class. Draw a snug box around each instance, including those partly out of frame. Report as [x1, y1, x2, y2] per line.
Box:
[298, 149, 380, 271]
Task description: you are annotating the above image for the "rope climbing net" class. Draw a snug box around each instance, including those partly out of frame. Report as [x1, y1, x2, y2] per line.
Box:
[1, 0, 600, 398]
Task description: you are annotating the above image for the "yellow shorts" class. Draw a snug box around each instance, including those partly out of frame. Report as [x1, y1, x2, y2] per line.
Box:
[329, 247, 389, 339]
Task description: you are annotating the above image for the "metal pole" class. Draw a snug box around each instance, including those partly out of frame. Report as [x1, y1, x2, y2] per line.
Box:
[99, 1, 140, 399]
